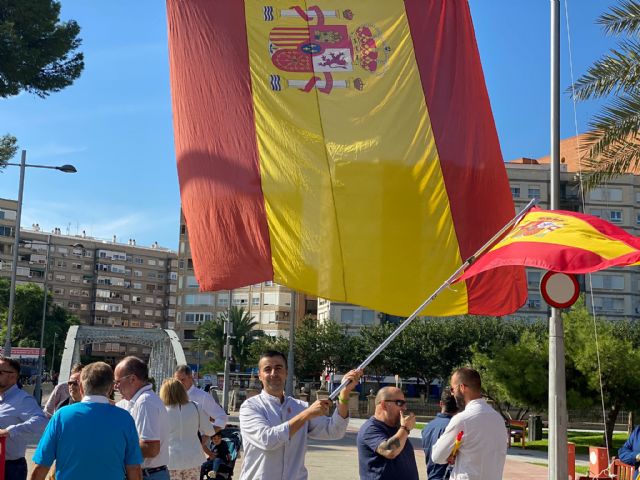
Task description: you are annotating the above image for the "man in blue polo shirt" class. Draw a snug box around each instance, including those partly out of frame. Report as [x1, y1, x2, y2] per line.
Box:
[421, 388, 458, 479]
[30, 362, 142, 480]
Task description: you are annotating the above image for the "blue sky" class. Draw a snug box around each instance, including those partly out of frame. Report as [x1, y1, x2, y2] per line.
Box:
[0, 1, 618, 250]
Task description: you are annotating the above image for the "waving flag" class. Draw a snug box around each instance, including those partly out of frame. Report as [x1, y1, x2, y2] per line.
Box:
[458, 207, 640, 281]
[166, 0, 527, 316]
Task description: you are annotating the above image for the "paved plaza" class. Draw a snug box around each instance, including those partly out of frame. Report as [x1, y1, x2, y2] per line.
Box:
[25, 390, 586, 479]
[22, 416, 583, 480]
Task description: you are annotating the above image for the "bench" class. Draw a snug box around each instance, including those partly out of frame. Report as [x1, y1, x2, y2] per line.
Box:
[507, 419, 527, 449]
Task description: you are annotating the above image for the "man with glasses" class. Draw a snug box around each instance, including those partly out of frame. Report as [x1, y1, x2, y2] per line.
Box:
[0, 357, 48, 480]
[115, 356, 169, 480]
[432, 367, 507, 480]
[44, 364, 84, 417]
[357, 386, 419, 479]
[174, 364, 227, 431]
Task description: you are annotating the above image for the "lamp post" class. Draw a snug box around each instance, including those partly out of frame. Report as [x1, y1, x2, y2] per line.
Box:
[4, 150, 77, 357]
[50, 332, 58, 378]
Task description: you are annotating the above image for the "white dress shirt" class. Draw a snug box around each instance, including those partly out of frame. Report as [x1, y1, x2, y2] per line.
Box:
[187, 385, 227, 430]
[119, 384, 170, 470]
[81, 395, 110, 404]
[239, 390, 349, 480]
[431, 398, 508, 480]
[166, 402, 215, 470]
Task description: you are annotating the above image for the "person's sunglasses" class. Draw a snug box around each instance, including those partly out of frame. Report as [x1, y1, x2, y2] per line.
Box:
[384, 399, 407, 407]
[0, 370, 16, 375]
[68, 380, 79, 386]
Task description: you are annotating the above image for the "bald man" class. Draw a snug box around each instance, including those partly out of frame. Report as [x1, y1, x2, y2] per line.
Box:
[356, 387, 418, 480]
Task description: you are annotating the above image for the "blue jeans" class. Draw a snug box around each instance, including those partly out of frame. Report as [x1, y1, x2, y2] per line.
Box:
[143, 468, 170, 480]
[5, 458, 27, 480]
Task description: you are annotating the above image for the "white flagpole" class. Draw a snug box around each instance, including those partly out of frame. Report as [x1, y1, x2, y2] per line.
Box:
[548, 1, 567, 479]
[329, 198, 537, 401]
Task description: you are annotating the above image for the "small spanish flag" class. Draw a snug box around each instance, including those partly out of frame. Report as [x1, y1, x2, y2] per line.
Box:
[458, 207, 640, 281]
[167, 0, 527, 316]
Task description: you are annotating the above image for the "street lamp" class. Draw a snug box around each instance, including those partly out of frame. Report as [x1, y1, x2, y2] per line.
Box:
[50, 332, 58, 378]
[4, 150, 77, 357]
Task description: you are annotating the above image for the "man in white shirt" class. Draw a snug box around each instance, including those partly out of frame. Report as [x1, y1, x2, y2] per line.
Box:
[174, 365, 227, 432]
[239, 350, 363, 480]
[115, 356, 170, 480]
[432, 367, 508, 480]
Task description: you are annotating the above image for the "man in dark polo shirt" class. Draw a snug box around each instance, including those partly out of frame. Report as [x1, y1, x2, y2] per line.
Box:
[421, 388, 459, 479]
[357, 386, 418, 480]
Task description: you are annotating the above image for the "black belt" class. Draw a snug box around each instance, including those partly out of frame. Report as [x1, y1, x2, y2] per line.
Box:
[5, 457, 26, 464]
[142, 465, 167, 476]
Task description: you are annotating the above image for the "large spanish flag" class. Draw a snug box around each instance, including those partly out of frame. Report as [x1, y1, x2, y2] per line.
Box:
[459, 207, 640, 281]
[166, 0, 527, 316]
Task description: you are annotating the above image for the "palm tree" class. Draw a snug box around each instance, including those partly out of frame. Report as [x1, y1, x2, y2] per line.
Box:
[217, 306, 263, 369]
[572, 0, 640, 186]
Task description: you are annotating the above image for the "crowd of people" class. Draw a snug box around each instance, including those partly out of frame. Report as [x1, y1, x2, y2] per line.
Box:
[0, 356, 228, 480]
[0, 350, 513, 480]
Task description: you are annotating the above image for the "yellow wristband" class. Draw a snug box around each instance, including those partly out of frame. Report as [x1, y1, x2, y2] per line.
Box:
[338, 396, 349, 405]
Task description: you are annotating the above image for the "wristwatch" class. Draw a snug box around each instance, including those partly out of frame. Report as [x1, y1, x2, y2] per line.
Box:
[400, 425, 411, 434]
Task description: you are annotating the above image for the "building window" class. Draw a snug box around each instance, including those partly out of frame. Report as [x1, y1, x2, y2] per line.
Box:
[340, 309, 354, 323]
[528, 186, 541, 199]
[527, 293, 541, 309]
[510, 187, 520, 198]
[592, 187, 623, 202]
[527, 270, 541, 287]
[610, 210, 622, 223]
[362, 310, 374, 325]
[590, 274, 624, 290]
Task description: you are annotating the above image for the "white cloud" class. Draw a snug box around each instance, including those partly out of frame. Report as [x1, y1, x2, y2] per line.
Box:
[19, 201, 178, 249]
[26, 144, 88, 160]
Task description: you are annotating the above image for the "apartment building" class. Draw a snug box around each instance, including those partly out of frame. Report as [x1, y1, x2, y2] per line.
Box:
[0, 199, 18, 273]
[316, 299, 383, 334]
[175, 214, 317, 364]
[0, 208, 178, 362]
[507, 134, 640, 321]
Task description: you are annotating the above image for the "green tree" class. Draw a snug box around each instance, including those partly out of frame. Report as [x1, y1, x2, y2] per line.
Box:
[294, 317, 357, 380]
[0, 279, 79, 372]
[563, 298, 640, 448]
[247, 335, 290, 369]
[195, 306, 262, 372]
[571, 0, 640, 186]
[0, 0, 84, 99]
[0, 134, 17, 169]
[0, 0, 84, 171]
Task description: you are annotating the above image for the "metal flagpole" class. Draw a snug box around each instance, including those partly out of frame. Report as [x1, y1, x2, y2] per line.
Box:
[549, 1, 567, 478]
[285, 291, 296, 397]
[329, 198, 537, 401]
[222, 289, 233, 412]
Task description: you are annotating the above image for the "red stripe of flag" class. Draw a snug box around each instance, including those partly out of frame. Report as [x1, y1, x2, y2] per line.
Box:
[404, 0, 526, 315]
[167, 0, 273, 290]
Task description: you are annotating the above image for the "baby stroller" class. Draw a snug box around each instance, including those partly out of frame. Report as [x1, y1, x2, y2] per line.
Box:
[200, 425, 242, 480]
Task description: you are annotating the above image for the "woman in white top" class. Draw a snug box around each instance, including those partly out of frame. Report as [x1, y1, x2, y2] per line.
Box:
[160, 379, 215, 480]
